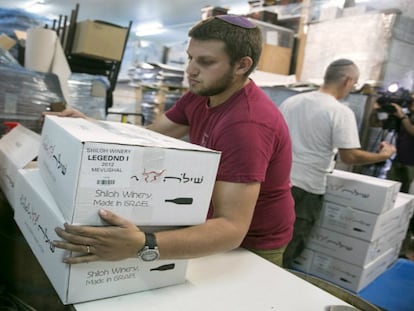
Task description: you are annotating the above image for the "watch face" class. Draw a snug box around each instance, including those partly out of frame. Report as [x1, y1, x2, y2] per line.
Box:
[141, 249, 159, 261]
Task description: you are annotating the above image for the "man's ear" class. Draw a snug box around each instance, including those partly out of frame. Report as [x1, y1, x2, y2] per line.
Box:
[341, 76, 351, 89]
[236, 56, 253, 75]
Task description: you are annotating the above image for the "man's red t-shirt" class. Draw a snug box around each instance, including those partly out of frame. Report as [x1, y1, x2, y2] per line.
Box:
[165, 80, 295, 249]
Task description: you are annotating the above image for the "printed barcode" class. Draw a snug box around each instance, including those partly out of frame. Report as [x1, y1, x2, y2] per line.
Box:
[97, 179, 115, 185]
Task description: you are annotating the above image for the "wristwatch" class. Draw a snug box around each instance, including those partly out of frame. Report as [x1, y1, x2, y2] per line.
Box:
[138, 232, 159, 261]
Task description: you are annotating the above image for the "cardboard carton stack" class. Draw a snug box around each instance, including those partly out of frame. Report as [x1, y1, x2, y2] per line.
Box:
[0, 124, 40, 208]
[2, 117, 221, 305]
[292, 169, 414, 293]
[72, 20, 128, 62]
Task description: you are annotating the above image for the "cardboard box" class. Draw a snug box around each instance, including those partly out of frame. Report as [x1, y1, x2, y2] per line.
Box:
[248, 10, 278, 25]
[201, 6, 229, 18]
[306, 225, 406, 267]
[72, 20, 128, 61]
[38, 115, 220, 225]
[0, 124, 40, 208]
[318, 193, 414, 241]
[291, 247, 399, 293]
[13, 168, 188, 304]
[0, 33, 16, 50]
[325, 170, 401, 214]
[257, 44, 292, 75]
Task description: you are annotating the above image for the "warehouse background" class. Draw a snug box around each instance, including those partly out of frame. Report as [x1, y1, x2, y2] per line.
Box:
[1, 1, 414, 311]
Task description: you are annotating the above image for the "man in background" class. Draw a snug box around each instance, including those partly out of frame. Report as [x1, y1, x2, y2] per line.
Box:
[387, 96, 414, 193]
[280, 58, 396, 268]
[388, 95, 414, 260]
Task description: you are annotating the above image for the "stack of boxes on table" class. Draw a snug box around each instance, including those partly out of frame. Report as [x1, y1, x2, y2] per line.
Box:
[292, 169, 414, 293]
[0, 116, 221, 304]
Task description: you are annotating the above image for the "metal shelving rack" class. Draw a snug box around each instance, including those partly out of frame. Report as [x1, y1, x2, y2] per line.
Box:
[49, 3, 132, 115]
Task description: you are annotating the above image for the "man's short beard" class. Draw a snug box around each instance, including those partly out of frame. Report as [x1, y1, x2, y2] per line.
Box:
[191, 69, 234, 97]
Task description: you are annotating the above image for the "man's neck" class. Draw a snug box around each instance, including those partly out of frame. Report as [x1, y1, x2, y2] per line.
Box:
[209, 79, 250, 107]
[319, 85, 342, 100]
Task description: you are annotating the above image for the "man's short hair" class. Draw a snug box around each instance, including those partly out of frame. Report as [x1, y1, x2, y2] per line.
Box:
[324, 58, 358, 84]
[188, 15, 262, 77]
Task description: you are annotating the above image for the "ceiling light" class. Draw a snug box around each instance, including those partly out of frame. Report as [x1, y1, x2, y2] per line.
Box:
[135, 22, 165, 37]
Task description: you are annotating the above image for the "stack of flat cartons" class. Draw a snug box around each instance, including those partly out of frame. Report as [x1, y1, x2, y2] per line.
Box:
[9, 116, 221, 305]
[292, 169, 414, 293]
[301, 12, 414, 89]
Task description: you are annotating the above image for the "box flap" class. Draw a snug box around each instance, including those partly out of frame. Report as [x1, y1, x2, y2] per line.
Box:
[0, 124, 40, 168]
[331, 169, 400, 186]
[45, 115, 220, 153]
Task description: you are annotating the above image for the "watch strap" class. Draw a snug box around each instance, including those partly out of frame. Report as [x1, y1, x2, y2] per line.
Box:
[144, 232, 157, 249]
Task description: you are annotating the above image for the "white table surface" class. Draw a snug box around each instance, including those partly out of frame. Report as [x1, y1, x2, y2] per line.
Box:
[74, 248, 352, 311]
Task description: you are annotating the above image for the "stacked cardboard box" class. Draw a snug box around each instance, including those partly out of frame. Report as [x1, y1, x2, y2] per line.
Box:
[14, 168, 190, 304]
[292, 169, 414, 293]
[37, 115, 220, 226]
[0, 124, 39, 208]
[3, 118, 221, 304]
[72, 20, 129, 61]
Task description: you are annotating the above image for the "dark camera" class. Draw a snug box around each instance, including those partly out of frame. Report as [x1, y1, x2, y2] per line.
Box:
[376, 83, 412, 131]
[376, 83, 412, 113]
